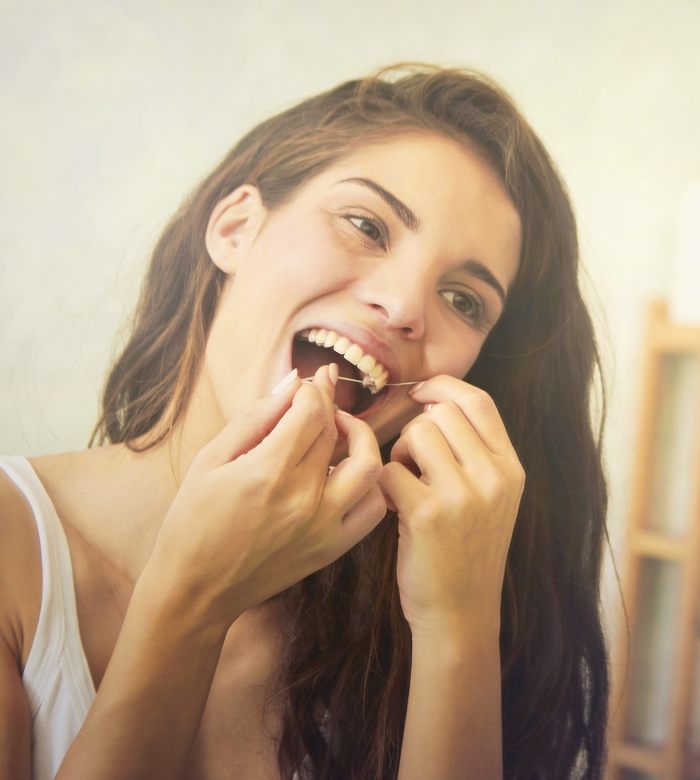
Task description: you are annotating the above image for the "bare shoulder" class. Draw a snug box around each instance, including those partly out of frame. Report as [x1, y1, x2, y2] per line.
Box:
[0, 466, 42, 668]
[0, 467, 36, 780]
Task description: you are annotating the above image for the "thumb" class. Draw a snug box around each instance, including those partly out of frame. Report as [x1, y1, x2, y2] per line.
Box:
[197, 370, 301, 468]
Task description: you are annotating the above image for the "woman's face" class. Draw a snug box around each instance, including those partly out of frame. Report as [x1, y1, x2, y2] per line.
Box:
[203, 131, 521, 460]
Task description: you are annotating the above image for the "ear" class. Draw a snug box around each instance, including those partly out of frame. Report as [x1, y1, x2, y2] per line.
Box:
[205, 185, 266, 274]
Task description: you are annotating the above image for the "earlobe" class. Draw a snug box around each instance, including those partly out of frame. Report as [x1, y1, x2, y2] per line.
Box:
[205, 185, 265, 274]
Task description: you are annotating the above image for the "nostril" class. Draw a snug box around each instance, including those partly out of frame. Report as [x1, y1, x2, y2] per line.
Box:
[365, 303, 423, 339]
[367, 302, 392, 320]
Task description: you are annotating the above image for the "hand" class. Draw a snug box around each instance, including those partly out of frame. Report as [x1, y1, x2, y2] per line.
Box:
[148, 364, 387, 626]
[378, 376, 526, 637]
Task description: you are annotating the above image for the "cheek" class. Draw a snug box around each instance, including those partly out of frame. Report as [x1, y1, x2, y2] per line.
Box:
[260, 210, 345, 272]
[426, 338, 482, 382]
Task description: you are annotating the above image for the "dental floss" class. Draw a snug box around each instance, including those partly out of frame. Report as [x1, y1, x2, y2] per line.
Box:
[300, 375, 423, 394]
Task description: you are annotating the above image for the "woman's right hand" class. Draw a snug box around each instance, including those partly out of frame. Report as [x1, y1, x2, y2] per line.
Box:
[146, 364, 387, 627]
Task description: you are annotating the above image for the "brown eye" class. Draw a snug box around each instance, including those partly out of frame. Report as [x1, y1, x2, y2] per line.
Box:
[344, 214, 385, 246]
[441, 290, 485, 325]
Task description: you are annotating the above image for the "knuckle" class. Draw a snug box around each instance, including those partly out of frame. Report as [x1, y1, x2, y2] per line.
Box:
[356, 455, 383, 480]
[468, 385, 495, 408]
[428, 400, 461, 423]
[443, 486, 470, 514]
[412, 498, 441, 525]
[405, 418, 432, 440]
[479, 471, 506, 502]
[245, 458, 274, 492]
[513, 462, 527, 491]
[382, 460, 403, 479]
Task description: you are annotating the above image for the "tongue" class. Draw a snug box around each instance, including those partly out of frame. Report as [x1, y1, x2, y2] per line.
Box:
[292, 340, 361, 413]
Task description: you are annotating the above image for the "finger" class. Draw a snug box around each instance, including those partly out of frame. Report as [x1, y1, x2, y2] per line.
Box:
[377, 460, 429, 518]
[321, 410, 383, 517]
[304, 361, 338, 404]
[327, 484, 388, 559]
[197, 370, 302, 468]
[408, 375, 515, 457]
[295, 363, 340, 473]
[256, 364, 337, 470]
[390, 418, 463, 487]
[398, 402, 494, 472]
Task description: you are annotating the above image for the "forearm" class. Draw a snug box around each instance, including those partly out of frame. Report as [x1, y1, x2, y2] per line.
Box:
[56, 565, 231, 780]
[398, 619, 503, 780]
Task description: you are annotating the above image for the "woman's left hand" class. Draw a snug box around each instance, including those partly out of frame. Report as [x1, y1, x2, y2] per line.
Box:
[378, 375, 526, 638]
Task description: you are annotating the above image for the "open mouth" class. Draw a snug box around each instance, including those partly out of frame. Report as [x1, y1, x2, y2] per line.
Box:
[292, 329, 391, 416]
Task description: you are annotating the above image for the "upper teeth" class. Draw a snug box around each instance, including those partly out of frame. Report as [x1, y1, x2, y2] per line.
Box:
[297, 328, 390, 394]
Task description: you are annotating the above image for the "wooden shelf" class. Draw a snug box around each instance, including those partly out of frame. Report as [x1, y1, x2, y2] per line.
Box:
[607, 299, 700, 780]
[613, 742, 666, 774]
[631, 532, 687, 562]
[650, 322, 700, 354]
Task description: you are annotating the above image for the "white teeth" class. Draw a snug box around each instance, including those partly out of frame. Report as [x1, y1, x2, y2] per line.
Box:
[357, 354, 376, 373]
[333, 336, 350, 354]
[296, 327, 390, 393]
[343, 344, 363, 365]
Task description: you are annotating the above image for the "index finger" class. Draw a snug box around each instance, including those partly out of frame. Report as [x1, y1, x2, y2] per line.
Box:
[407, 375, 514, 457]
[255, 365, 337, 469]
[322, 410, 383, 519]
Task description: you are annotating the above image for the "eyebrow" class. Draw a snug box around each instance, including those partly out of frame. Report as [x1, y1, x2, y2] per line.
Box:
[456, 259, 508, 308]
[336, 176, 509, 308]
[338, 177, 421, 231]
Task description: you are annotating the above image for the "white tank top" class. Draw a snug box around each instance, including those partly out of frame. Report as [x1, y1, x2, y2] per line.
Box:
[0, 455, 323, 778]
[0, 455, 95, 780]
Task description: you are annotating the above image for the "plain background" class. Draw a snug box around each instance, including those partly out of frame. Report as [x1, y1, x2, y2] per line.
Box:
[2, 0, 699, 714]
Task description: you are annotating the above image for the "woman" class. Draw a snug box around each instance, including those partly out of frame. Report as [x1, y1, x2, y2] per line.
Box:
[0, 63, 610, 778]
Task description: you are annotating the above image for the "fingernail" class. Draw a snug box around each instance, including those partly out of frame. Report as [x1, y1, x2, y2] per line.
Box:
[425, 403, 434, 412]
[328, 362, 339, 385]
[271, 368, 298, 395]
[408, 381, 425, 396]
[335, 407, 352, 417]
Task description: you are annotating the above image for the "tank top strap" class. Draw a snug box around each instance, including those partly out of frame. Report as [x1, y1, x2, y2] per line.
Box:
[0, 455, 95, 715]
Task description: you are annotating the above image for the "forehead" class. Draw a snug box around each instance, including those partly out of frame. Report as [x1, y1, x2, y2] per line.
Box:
[298, 132, 522, 288]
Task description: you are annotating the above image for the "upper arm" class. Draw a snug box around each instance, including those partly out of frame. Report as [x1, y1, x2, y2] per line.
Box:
[0, 470, 41, 780]
[0, 631, 32, 780]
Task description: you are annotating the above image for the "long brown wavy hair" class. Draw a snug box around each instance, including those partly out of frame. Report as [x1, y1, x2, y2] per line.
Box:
[91, 63, 610, 778]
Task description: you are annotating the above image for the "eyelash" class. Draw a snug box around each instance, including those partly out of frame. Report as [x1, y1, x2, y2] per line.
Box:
[342, 212, 387, 249]
[440, 289, 486, 325]
[341, 212, 488, 327]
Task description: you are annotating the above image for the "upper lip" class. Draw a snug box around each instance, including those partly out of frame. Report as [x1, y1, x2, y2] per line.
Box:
[297, 320, 402, 384]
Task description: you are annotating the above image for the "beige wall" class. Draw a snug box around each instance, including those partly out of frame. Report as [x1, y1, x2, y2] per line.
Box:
[2, 0, 699, 647]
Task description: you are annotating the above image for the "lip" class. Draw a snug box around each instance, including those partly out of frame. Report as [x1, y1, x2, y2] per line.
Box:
[294, 320, 402, 384]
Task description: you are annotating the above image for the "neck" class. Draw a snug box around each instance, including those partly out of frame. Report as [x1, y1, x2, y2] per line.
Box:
[33, 370, 229, 585]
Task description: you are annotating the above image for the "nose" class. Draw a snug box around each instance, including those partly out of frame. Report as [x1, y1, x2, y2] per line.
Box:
[354, 263, 428, 339]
